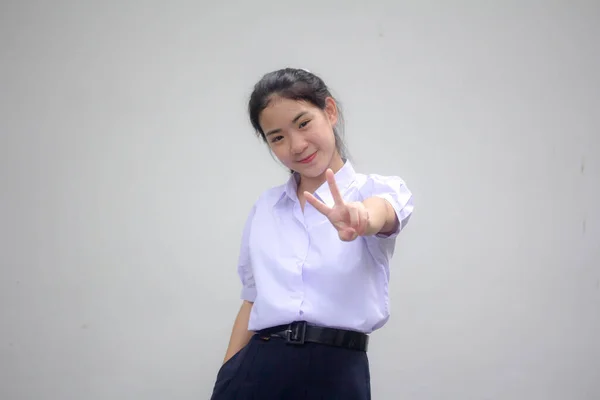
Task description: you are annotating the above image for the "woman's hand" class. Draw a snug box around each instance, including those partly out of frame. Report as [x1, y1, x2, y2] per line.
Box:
[304, 169, 370, 242]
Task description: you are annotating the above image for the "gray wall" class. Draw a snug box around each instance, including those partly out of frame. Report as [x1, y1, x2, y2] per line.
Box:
[1, 1, 598, 399]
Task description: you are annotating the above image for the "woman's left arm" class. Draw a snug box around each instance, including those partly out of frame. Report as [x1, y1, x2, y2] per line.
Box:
[305, 169, 412, 242]
[362, 197, 399, 236]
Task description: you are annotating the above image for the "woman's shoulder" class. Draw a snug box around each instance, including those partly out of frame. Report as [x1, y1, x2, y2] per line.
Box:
[244, 180, 290, 215]
[257, 181, 289, 205]
[353, 169, 411, 196]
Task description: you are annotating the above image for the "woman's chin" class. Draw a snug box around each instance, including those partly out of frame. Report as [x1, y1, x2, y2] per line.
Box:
[296, 164, 328, 180]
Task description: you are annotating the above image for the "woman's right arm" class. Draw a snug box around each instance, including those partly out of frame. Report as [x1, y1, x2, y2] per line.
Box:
[222, 300, 255, 364]
[223, 203, 257, 363]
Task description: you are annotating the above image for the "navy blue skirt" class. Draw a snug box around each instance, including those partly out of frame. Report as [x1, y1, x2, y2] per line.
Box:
[210, 334, 371, 399]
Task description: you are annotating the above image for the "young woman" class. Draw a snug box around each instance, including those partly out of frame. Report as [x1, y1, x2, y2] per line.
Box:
[210, 68, 414, 399]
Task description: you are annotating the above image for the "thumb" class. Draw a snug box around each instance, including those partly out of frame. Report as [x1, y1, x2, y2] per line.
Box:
[339, 227, 358, 241]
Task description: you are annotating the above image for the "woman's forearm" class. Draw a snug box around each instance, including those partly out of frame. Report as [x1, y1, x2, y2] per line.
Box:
[362, 196, 398, 236]
[223, 300, 255, 364]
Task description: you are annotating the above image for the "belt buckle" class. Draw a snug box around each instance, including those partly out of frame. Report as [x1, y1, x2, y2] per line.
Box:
[285, 321, 307, 345]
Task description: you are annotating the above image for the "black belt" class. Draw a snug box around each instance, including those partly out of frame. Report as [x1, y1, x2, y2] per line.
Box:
[256, 321, 369, 352]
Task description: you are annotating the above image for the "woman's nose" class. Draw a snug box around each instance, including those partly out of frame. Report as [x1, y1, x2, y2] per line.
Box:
[290, 135, 308, 154]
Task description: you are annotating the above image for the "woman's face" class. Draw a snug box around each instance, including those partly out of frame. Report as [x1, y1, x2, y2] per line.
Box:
[259, 96, 342, 179]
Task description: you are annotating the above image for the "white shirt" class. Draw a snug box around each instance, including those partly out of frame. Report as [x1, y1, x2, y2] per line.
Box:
[237, 161, 414, 334]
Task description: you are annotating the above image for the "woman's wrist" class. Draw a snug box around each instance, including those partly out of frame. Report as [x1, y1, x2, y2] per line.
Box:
[362, 197, 398, 236]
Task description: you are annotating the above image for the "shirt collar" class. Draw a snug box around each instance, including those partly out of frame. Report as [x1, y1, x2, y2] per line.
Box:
[274, 160, 357, 208]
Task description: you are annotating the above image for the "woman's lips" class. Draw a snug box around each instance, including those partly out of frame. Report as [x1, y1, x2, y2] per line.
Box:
[298, 152, 317, 164]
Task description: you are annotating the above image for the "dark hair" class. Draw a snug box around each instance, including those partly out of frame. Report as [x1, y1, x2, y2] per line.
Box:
[248, 68, 348, 161]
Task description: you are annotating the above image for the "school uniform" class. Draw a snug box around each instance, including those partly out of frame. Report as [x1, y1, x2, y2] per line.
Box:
[211, 161, 413, 399]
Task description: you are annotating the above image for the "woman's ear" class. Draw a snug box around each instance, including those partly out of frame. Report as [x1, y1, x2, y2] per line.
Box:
[324, 97, 338, 126]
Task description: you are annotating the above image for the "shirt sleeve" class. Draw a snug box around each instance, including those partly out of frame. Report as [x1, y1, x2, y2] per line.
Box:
[237, 204, 257, 302]
[360, 174, 414, 264]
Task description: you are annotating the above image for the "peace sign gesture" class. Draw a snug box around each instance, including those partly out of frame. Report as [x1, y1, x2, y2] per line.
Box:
[304, 169, 370, 242]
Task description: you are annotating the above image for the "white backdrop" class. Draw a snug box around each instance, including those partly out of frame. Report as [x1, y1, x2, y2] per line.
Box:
[1, 1, 599, 399]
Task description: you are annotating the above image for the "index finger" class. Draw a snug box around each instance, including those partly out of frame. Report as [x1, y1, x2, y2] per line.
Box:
[304, 191, 331, 216]
[326, 169, 344, 206]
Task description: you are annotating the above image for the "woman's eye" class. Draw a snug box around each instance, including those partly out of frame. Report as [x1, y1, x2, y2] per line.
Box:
[271, 135, 283, 143]
[299, 120, 311, 129]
